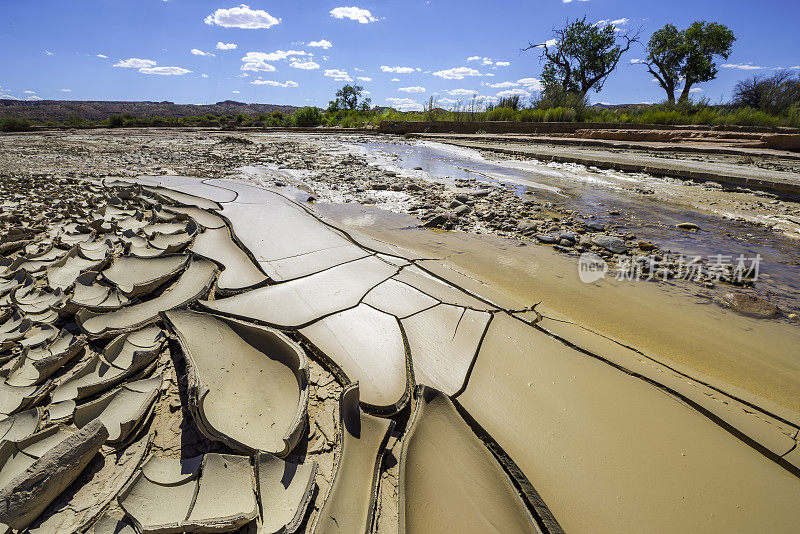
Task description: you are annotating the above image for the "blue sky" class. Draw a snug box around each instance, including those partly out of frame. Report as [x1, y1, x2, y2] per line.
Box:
[1, 0, 798, 110]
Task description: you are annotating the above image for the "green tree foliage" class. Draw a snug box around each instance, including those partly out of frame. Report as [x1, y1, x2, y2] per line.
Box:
[328, 85, 372, 112]
[643, 21, 735, 104]
[292, 107, 323, 127]
[526, 17, 638, 98]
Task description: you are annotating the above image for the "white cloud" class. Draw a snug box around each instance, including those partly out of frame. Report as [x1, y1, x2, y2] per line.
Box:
[308, 39, 332, 49]
[433, 66, 481, 80]
[447, 88, 478, 95]
[399, 86, 426, 93]
[23, 90, 35, 94]
[60, 89, 71, 92]
[26, 95, 42, 101]
[251, 79, 299, 87]
[390, 77, 400, 82]
[114, 58, 156, 68]
[291, 59, 320, 70]
[467, 56, 481, 61]
[97, 54, 108, 59]
[497, 88, 531, 98]
[495, 61, 510, 67]
[439, 98, 458, 104]
[689, 87, 703, 93]
[217, 42, 238, 50]
[483, 59, 493, 65]
[232, 90, 240, 94]
[561, 0, 588, 3]
[241, 50, 306, 71]
[329, 6, 377, 24]
[722, 63, 767, 70]
[44, 50, 54, 56]
[201, 73, 209, 78]
[381, 65, 415, 73]
[485, 81, 518, 88]
[597, 18, 629, 31]
[191, 48, 214, 57]
[139, 66, 192, 75]
[630, 58, 644, 64]
[204, 4, 280, 29]
[357, 76, 372, 81]
[324, 69, 353, 82]
[517, 77, 543, 91]
[362, 90, 371, 94]
[386, 97, 423, 111]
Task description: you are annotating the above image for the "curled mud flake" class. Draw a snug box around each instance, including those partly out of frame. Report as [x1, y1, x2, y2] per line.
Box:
[73, 375, 162, 444]
[256, 452, 317, 534]
[46, 247, 111, 291]
[312, 383, 394, 534]
[101, 254, 190, 298]
[51, 326, 165, 403]
[300, 304, 410, 414]
[189, 226, 268, 293]
[200, 256, 397, 329]
[0, 420, 108, 530]
[164, 309, 308, 456]
[0, 408, 42, 445]
[6, 330, 86, 387]
[76, 258, 217, 339]
[119, 452, 257, 533]
[398, 386, 540, 534]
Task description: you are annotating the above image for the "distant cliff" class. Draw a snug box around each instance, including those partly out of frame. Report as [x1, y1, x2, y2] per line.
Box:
[0, 99, 299, 122]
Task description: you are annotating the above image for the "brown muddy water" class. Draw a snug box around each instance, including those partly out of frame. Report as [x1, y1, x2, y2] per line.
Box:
[357, 140, 800, 312]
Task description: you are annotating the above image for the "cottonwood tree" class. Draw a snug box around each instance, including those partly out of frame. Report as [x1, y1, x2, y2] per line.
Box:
[328, 84, 371, 112]
[642, 21, 735, 104]
[525, 17, 639, 99]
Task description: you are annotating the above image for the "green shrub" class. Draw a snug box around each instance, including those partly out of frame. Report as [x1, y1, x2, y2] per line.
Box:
[0, 116, 33, 132]
[292, 107, 323, 127]
[107, 114, 124, 127]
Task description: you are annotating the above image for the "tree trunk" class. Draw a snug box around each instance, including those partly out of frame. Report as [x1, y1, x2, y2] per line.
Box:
[678, 82, 692, 104]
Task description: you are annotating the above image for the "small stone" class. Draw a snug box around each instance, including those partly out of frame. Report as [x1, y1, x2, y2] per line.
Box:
[676, 222, 701, 231]
[638, 241, 656, 251]
[722, 292, 780, 318]
[592, 235, 628, 254]
[535, 234, 557, 244]
[585, 222, 605, 232]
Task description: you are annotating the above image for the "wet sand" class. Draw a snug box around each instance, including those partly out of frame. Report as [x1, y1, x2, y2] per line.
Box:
[314, 202, 800, 417]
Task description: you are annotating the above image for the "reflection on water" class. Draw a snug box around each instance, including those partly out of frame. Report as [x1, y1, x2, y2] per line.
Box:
[363, 141, 800, 307]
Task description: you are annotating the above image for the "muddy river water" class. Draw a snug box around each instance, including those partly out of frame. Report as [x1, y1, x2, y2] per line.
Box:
[356, 140, 800, 309]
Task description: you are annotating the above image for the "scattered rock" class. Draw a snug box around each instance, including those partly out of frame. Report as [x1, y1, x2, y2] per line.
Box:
[592, 235, 628, 254]
[676, 222, 701, 231]
[722, 292, 780, 318]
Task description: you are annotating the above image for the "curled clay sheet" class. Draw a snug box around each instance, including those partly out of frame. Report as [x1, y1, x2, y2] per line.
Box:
[73, 375, 162, 444]
[199, 256, 398, 329]
[300, 303, 410, 414]
[256, 452, 317, 534]
[189, 226, 268, 293]
[67, 271, 131, 313]
[312, 383, 394, 534]
[398, 387, 540, 534]
[0, 420, 108, 530]
[101, 254, 190, 298]
[51, 326, 165, 403]
[164, 310, 308, 456]
[0, 378, 51, 417]
[76, 258, 217, 338]
[119, 453, 258, 533]
[0, 408, 42, 445]
[6, 330, 86, 387]
[46, 247, 110, 290]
